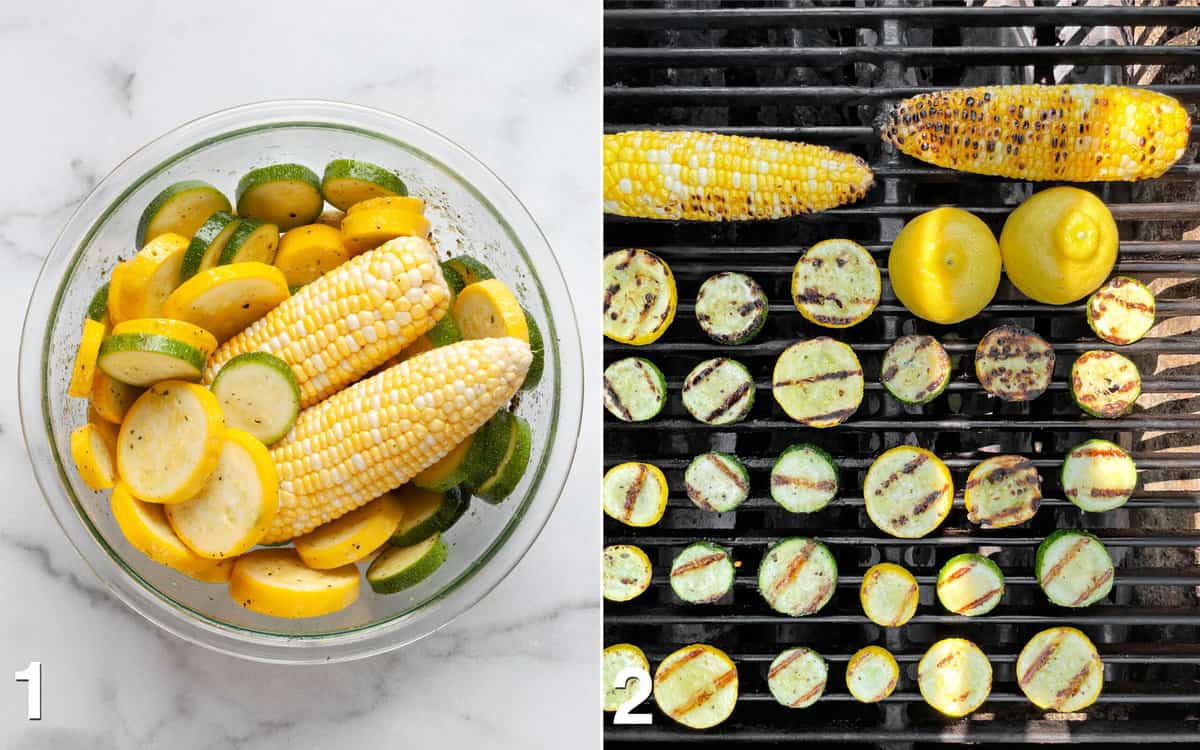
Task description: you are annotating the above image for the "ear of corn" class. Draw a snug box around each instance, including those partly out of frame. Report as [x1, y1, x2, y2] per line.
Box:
[204, 236, 450, 408]
[603, 130, 874, 221]
[263, 336, 532, 543]
[882, 84, 1190, 182]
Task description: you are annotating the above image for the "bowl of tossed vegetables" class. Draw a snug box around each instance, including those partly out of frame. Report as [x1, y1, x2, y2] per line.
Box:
[19, 100, 582, 662]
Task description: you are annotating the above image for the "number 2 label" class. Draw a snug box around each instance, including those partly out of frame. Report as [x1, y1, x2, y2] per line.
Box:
[14, 661, 41, 720]
[612, 666, 651, 725]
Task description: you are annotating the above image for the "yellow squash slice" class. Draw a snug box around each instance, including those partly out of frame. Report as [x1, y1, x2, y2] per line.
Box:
[110, 483, 233, 583]
[109, 233, 191, 319]
[89, 370, 143, 424]
[346, 196, 425, 216]
[602, 249, 677, 345]
[653, 644, 739, 730]
[112, 318, 218, 360]
[70, 422, 118, 491]
[453, 279, 530, 342]
[68, 319, 106, 398]
[602, 462, 669, 527]
[229, 548, 360, 619]
[161, 262, 289, 343]
[863, 446, 954, 539]
[340, 207, 431, 255]
[273, 224, 349, 286]
[604, 643, 651, 712]
[294, 493, 405, 569]
[860, 562, 919, 628]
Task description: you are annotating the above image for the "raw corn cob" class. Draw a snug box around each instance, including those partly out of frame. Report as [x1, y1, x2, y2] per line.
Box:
[882, 84, 1191, 181]
[204, 236, 450, 408]
[603, 130, 874, 221]
[263, 337, 531, 542]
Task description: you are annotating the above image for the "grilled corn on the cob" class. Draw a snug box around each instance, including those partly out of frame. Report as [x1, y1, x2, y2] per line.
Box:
[604, 130, 874, 221]
[882, 84, 1190, 181]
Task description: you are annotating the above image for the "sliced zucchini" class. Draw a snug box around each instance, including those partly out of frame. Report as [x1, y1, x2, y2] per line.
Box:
[165, 429, 279, 559]
[603, 544, 652, 603]
[161, 262, 289, 343]
[860, 562, 919, 628]
[603, 357, 667, 422]
[520, 307, 544, 390]
[444, 255, 495, 286]
[440, 262, 466, 295]
[604, 644, 651, 713]
[602, 461, 668, 527]
[772, 337, 863, 427]
[340, 207, 431, 255]
[936, 553, 1005, 616]
[294, 493, 405, 570]
[684, 452, 749, 512]
[1016, 626, 1104, 712]
[229, 548, 360, 618]
[791, 239, 881, 328]
[235, 163, 323, 231]
[469, 411, 531, 504]
[112, 318, 217, 360]
[1036, 530, 1114, 608]
[111, 232, 191, 320]
[769, 443, 838, 513]
[767, 647, 827, 709]
[321, 159, 408, 210]
[603, 248, 676, 345]
[1071, 350, 1140, 418]
[97, 333, 206, 386]
[653, 644, 738, 730]
[975, 324, 1055, 402]
[964, 455, 1042, 529]
[86, 282, 110, 323]
[881, 334, 951, 405]
[89, 370, 143, 424]
[669, 541, 735, 604]
[461, 412, 515, 488]
[846, 646, 900, 704]
[136, 180, 231, 248]
[682, 357, 755, 425]
[863, 446, 954, 539]
[695, 271, 767, 345]
[424, 311, 463, 348]
[117, 381, 225, 505]
[757, 537, 837, 617]
[219, 218, 280, 266]
[68, 318, 106, 398]
[210, 352, 301, 445]
[413, 436, 474, 492]
[389, 486, 466, 546]
[1087, 276, 1155, 345]
[918, 638, 992, 718]
[1062, 439, 1137, 512]
[70, 422, 117, 491]
[110, 482, 233, 583]
[181, 211, 240, 282]
[367, 533, 448, 594]
[346, 195, 424, 216]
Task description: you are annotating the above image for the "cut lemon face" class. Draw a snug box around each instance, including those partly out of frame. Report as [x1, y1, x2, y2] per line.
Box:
[888, 207, 1000, 324]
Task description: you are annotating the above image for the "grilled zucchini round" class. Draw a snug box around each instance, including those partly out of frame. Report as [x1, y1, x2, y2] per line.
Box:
[682, 357, 755, 425]
[1035, 530, 1114, 608]
[604, 643, 651, 712]
[791, 239, 881, 328]
[975, 324, 1055, 402]
[846, 646, 900, 704]
[767, 647, 827, 709]
[1062, 439, 1137, 512]
[880, 334, 951, 405]
[696, 271, 768, 344]
[1087, 276, 1155, 345]
[757, 537, 837, 617]
[1071, 350, 1141, 418]
[603, 248, 677, 345]
[964, 455, 1042, 529]
[653, 644, 739, 729]
[603, 544, 653, 602]
[772, 337, 864, 427]
[769, 443, 838, 513]
[936, 553, 1005, 616]
[1016, 626, 1104, 712]
[918, 638, 992, 717]
[602, 462, 669, 528]
[685, 452, 750, 512]
[859, 562, 919, 628]
[603, 357, 668, 422]
[669, 541, 735, 604]
[863, 446, 953, 539]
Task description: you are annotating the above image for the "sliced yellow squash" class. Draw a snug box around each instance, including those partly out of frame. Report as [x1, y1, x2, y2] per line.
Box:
[273, 224, 349, 286]
[110, 482, 233, 583]
[109, 233, 191, 320]
[345, 195, 424, 216]
[161, 262, 289, 343]
[68, 318, 106, 398]
[602, 462, 668, 527]
[453, 279, 530, 341]
[229, 548, 360, 619]
[70, 422, 118, 490]
[294, 493, 405, 570]
[89, 370, 143, 424]
[340, 207, 431, 255]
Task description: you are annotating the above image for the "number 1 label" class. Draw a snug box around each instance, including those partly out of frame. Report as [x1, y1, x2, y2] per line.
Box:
[14, 661, 41, 720]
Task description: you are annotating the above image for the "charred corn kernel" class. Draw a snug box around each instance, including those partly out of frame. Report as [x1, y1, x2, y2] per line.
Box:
[883, 84, 1191, 182]
[263, 337, 532, 542]
[205, 236, 450, 409]
[69, 319, 106, 398]
[603, 130, 874, 221]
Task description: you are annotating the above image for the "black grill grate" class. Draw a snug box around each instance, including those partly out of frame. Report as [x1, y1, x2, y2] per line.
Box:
[603, 2, 1200, 745]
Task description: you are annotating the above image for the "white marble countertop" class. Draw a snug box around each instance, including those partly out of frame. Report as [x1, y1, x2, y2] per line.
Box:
[0, 2, 600, 747]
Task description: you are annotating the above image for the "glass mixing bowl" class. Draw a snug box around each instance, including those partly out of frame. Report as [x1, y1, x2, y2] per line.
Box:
[18, 100, 582, 663]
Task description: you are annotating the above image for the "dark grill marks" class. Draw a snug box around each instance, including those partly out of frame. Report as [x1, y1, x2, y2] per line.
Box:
[603, 283, 619, 313]
[1039, 537, 1091, 586]
[655, 647, 705, 685]
[667, 669, 737, 720]
[705, 381, 752, 423]
[636, 360, 660, 394]
[708, 455, 748, 491]
[801, 578, 835, 616]
[789, 681, 826, 708]
[803, 406, 857, 426]
[774, 369, 862, 388]
[881, 364, 899, 382]
[772, 474, 836, 492]
[976, 325, 1054, 401]
[1094, 289, 1154, 316]
[876, 452, 930, 493]
[1072, 568, 1114, 606]
[603, 377, 633, 421]
[961, 587, 1003, 613]
[686, 359, 721, 388]
[1020, 633, 1065, 687]
[770, 540, 815, 598]
[621, 464, 648, 522]
[671, 552, 727, 578]
[911, 487, 947, 517]
[885, 584, 918, 626]
[1054, 661, 1096, 707]
[937, 560, 977, 587]
[1070, 486, 1131, 498]
[768, 649, 809, 679]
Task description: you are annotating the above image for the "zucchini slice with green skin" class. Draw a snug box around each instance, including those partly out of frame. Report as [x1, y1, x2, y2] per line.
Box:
[695, 271, 767, 345]
[603, 461, 668, 527]
[137, 180, 231, 248]
[181, 211, 240, 282]
[604, 643, 651, 712]
[210, 352, 300, 445]
[440, 262, 466, 296]
[520, 307, 544, 390]
[86, 282, 110, 323]
[1016, 627, 1104, 712]
[757, 537, 837, 617]
[684, 452, 749, 512]
[682, 357, 755, 425]
[1036, 530, 1114, 608]
[881, 334, 951, 405]
[236, 164, 323, 231]
[413, 435, 474, 492]
[653, 644, 738, 730]
[469, 412, 531, 504]
[219, 218, 280, 266]
[936, 553, 1005, 616]
[863, 446, 954, 539]
[603, 544, 652, 602]
[1071, 350, 1141, 418]
[772, 337, 863, 427]
[769, 443, 838, 513]
[443, 255, 494, 287]
[859, 562, 919, 628]
[975, 324, 1055, 402]
[918, 638, 992, 718]
[767, 647, 827, 709]
[846, 646, 900, 704]
[426, 311, 462, 348]
[98, 333, 205, 386]
[1062, 439, 1137, 512]
[603, 357, 667, 422]
[669, 541, 735, 604]
[1087, 276, 1155, 345]
[321, 159, 408, 211]
[603, 248, 676, 345]
[964, 455, 1042, 529]
[460, 412, 513, 488]
[791, 238, 881, 328]
[367, 532, 447, 594]
[389, 486, 466, 546]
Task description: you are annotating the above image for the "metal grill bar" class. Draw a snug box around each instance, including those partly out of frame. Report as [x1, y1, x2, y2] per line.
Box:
[604, 84, 1200, 104]
[606, 46, 1200, 66]
[605, 7, 1200, 29]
